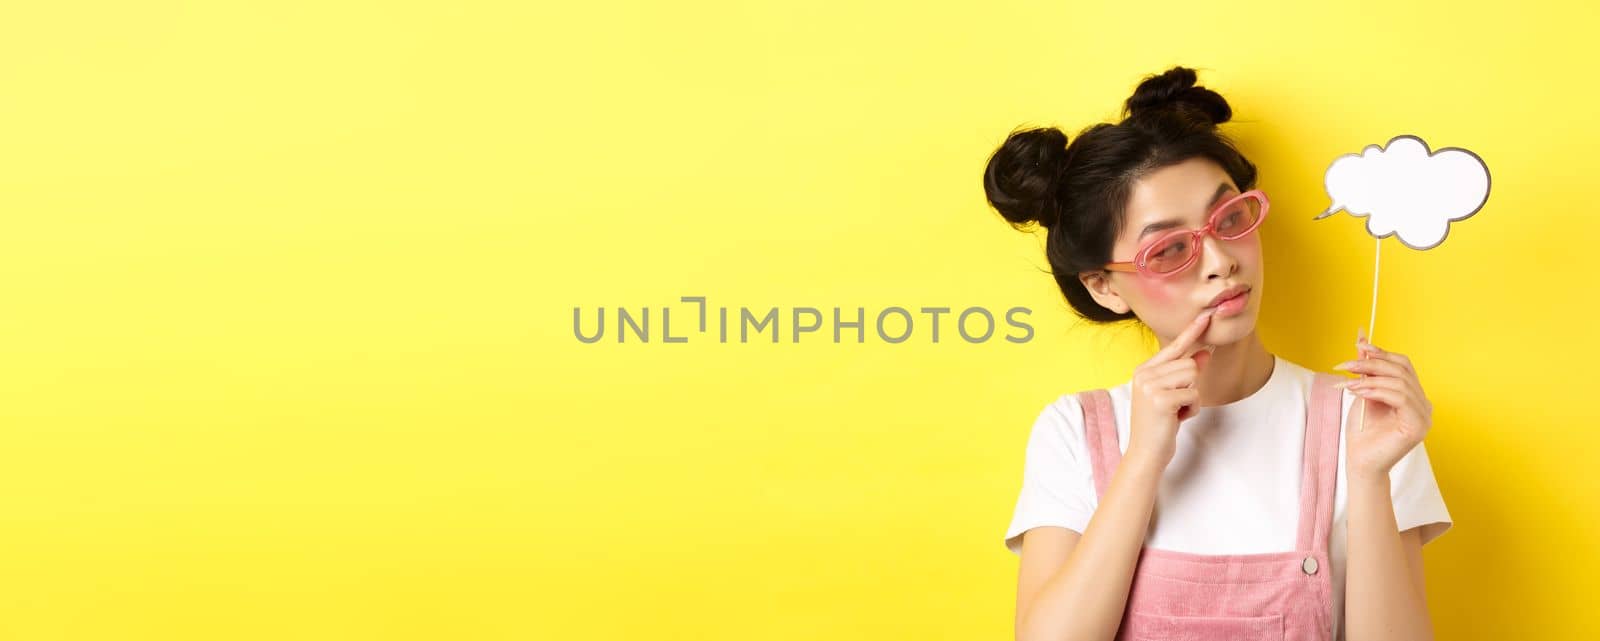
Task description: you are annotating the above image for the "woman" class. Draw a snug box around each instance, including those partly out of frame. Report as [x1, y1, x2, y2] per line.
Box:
[982, 66, 1452, 641]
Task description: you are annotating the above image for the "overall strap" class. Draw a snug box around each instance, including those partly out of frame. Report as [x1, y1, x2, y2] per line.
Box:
[1076, 389, 1120, 502]
[1295, 372, 1345, 553]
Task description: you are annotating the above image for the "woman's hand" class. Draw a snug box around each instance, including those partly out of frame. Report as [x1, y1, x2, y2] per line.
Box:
[1335, 328, 1434, 481]
[1126, 307, 1216, 469]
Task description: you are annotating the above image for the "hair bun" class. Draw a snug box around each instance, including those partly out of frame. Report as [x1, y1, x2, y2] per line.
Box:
[1123, 66, 1231, 126]
[982, 126, 1071, 229]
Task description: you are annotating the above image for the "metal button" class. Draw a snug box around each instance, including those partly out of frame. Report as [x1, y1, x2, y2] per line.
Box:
[1302, 556, 1319, 575]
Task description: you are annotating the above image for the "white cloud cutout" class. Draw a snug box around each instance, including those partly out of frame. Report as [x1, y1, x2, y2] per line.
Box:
[1314, 134, 1490, 250]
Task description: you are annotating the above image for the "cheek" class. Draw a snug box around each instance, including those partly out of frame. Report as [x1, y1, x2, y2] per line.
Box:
[1132, 277, 1186, 306]
[1239, 239, 1263, 265]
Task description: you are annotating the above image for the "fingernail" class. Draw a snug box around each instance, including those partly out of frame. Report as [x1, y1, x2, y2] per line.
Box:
[1333, 362, 1351, 371]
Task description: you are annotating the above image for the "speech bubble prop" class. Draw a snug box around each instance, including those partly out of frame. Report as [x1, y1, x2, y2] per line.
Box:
[1314, 134, 1490, 250]
[1313, 134, 1490, 431]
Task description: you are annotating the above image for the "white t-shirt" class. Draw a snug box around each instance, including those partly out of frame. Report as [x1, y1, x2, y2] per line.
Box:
[1003, 354, 1452, 641]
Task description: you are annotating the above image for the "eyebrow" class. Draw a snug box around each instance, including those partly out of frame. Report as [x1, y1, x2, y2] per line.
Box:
[1136, 182, 1237, 241]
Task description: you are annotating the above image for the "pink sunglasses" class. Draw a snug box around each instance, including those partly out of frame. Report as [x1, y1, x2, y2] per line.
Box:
[1102, 189, 1270, 278]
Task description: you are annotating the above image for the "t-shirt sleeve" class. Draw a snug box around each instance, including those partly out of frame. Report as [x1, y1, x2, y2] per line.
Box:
[1344, 389, 1454, 546]
[1389, 439, 1453, 546]
[1004, 395, 1098, 555]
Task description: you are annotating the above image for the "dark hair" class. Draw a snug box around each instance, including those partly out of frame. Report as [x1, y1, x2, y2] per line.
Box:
[981, 66, 1258, 324]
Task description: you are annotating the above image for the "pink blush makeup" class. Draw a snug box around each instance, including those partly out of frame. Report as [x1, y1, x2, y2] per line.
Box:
[1133, 277, 1181, 305]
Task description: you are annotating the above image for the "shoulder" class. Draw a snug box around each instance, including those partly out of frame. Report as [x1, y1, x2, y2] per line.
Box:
[1036, 384, 1126, 423]
[1272, 355, 1323, 388]
[1021, 392, 1097, 454]
[1269, 356, 1351, 405]
[1269, 356, 1362, 419]
[1033, 392, 1085, 432]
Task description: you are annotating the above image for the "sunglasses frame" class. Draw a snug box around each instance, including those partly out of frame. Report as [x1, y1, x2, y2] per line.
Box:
[1102, 189, 1270, 279]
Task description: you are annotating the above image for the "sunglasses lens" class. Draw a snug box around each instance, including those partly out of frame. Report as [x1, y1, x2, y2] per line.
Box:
[1138, 193, 1265, 275]
[1214, 195, 1263, 238]
[1145, 234, 1194, 274]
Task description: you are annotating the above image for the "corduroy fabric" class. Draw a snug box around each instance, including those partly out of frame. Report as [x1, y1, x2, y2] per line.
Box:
[1074, 371, 1343, 641]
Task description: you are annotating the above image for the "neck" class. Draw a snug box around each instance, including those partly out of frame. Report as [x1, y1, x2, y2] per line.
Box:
[1194, 330, 1274, 407]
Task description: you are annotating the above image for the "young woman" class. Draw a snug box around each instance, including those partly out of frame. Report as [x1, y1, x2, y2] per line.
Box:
[982, 66, 1453, 641]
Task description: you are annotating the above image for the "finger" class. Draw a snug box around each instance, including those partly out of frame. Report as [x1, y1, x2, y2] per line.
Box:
[1150, 352, 1214, 383]
[1191, 347, 1213, 374]
[1151, 308, 1215, 364]
[1148, 355, 1201, 377]
[1149, 361, 1201, 390]
[1335, 357, 1410, 381]
[1344, 375, 1423, 415]
[1348, 383, 1401, 410]
[1356, 338, 1416, 377]
[1335, 360, 1422, 397]
[1341, 374, 1411, 396]
[1159, 388, 1200, 416]
[1346, 384, 1430, 429]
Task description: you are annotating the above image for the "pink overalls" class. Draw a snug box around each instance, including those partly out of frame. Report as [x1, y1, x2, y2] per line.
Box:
[1075, 371, 1342, 641]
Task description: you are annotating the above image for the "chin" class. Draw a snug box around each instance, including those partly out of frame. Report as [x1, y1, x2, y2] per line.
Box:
[1204, 305, 1260, 343]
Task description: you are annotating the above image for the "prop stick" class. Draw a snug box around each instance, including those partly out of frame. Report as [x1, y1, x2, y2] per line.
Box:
[1317, 134, 1490, 435]
[1356, 237, 1381, 433]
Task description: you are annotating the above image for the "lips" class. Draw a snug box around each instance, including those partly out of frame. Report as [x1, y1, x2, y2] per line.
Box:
[1205, 285, 1250, 309]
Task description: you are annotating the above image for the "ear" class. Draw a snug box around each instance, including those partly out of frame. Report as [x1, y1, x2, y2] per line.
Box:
[1078, 270, 1131, 315]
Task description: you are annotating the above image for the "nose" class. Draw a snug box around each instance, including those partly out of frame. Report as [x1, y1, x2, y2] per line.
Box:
[1199, 233, 1238, 281]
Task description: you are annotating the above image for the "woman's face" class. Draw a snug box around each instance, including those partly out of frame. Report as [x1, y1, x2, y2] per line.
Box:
[1083, 156, 1264, 347]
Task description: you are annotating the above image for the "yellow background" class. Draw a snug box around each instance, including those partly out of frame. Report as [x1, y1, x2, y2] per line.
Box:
[0, 0, 1594, 639]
